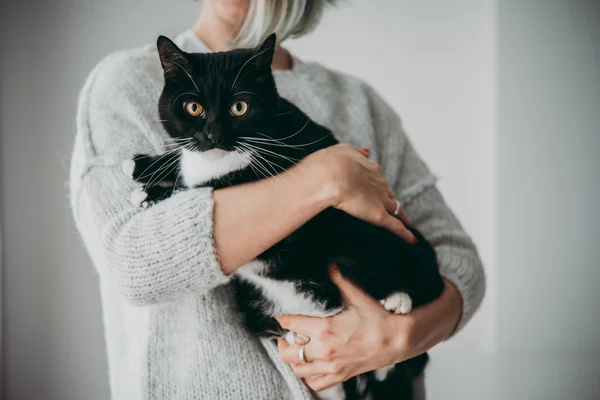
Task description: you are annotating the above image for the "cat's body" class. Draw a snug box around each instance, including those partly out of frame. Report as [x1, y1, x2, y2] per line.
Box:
[123, 34, 444, 399]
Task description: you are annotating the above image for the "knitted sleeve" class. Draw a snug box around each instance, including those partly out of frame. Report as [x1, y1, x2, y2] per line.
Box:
[366, 86, 486, 333]
[70, 51, 229, 306]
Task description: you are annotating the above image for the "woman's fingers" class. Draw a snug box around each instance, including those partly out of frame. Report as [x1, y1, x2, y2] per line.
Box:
[384, 195, 399, 215]
[356, 147, 371, 157]
[395, 206, 413, 226]
[278, 338, 325, 364]
[304, 374, 345, 392]
[290, 361, 336, 378]
[278, 339, 305, 364]
[381, 196, 416, 243]
[386, 192, 413, 226]
[329, 266, 373, 306]
[381, 213, 417, 244]
[276, 314, 328, 338]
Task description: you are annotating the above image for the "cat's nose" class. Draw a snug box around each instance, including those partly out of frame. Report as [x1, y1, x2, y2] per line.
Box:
[205, 122, 221, 143]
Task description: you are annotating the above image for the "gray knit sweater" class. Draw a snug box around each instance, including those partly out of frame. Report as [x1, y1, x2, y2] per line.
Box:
[69, 31, 485, 400]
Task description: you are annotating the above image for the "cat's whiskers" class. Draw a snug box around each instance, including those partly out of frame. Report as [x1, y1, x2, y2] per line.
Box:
[272, 110, 297, 117]
[237, 141, 307, 175]
[238, 136, 304, 150]
[240, 135, 331, 150]
[238, 141, 301, 163]
[136, 150, 180, 181]
[236, 144, 293, 193]
[239, 148, 300, 197]
[172, 62, 200, 93]
[145, 153, 182, 188]
[237, 68, 261, 84]
[233, 146, 272, 183]
[140, 152, 180, 187]
[233, 91, 264, 101]
[247, 132, 296, 148]
[171, 92, 198, 110]
[231, 48, 270, 90]
[130, 138, 191, 156]
[234, 146, 270, 184]
[275, 118, 311, 142]
[134, 138, 188, 167]
[250, 156, 291, 193]
[237, 141, 308, 181]
[253, 131, 310, 146]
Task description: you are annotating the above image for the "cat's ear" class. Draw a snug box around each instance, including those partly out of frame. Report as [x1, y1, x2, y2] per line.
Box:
[157, 35, 190, 75]
[252, 33, 276, 68]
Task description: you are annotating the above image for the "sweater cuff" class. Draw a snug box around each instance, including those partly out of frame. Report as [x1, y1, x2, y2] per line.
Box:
[181, 188, 231, 291]
[435, 246, 486, 334]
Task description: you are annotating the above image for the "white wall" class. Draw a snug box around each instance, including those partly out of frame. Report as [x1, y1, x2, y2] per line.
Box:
[496, 1, 600, 398]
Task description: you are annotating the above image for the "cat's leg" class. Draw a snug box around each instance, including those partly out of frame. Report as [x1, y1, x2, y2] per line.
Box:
[374, 365, 395, 381]
[380, 291, 412, 315]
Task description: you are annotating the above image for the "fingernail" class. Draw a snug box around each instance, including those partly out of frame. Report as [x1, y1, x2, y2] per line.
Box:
[412, 236, 418, 245]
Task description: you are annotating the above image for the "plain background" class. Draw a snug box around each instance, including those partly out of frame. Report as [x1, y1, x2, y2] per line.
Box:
[1, 0, 599, 399]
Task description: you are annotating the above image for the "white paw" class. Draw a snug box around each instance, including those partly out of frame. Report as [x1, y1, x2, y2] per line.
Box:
[374, 364, 395, 382]
[316, 383, 345, 400]
[380, 292, 412, 314]
[122, 159, 135, 178]
[130, 188, 148, 207]
[284, 331, 295, 345]
[284, 331, 309, 345]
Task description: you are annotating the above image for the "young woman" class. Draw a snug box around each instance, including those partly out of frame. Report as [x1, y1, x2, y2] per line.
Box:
[70, 0, 485, 398]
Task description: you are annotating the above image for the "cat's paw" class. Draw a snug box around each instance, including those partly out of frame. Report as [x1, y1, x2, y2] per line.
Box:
[380, 292, 412, 314]
[284, 331, 309, 345]
[122, 159, 136, 178]
[130, 188, 149, 208]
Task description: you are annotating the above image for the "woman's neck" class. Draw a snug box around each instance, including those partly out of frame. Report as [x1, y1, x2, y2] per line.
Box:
[192, 11, 292, 71]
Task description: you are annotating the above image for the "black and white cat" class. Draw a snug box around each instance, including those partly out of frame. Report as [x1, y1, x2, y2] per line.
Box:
[123, 34, 444, 400]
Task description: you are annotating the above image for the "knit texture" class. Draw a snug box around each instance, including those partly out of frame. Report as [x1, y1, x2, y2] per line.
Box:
[70, 36, 485, 399]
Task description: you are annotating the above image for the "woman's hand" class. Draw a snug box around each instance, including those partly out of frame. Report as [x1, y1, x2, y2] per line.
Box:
[303, 144, 416, 243]
[276, 267, 462, 392]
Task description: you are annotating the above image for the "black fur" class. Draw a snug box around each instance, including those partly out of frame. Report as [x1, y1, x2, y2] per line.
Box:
[129, 34, 445, 399]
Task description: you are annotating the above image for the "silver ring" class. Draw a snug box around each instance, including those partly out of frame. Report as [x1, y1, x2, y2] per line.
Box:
[394, 200, 401, 216]
[299, 344, 307, 363]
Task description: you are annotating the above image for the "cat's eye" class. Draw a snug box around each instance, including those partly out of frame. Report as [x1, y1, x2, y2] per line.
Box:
[184, 101, 204, 117]
[230, 101, 248, 117]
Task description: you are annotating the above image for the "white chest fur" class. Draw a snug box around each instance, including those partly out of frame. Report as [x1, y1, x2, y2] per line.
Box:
[235, 260, 341, 318]
[180, 148, 251, 187]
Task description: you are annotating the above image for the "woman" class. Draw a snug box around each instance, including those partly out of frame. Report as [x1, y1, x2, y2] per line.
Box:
[70, 0, 485, 398]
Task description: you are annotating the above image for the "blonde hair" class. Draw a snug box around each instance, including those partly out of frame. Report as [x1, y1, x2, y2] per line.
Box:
[232, 0, 332, 48]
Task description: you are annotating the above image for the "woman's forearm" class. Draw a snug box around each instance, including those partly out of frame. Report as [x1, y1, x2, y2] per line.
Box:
[389, 279, 463, 362]
[213, 143, 416, 274]
[213, 162, 333, 274]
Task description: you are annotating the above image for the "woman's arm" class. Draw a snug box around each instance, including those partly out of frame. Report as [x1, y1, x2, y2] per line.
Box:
[214, 144, 417, 273]
[213, 162, 330, 274]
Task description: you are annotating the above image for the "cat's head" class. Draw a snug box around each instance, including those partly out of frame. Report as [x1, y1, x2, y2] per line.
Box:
[157, 34, 279, 152]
